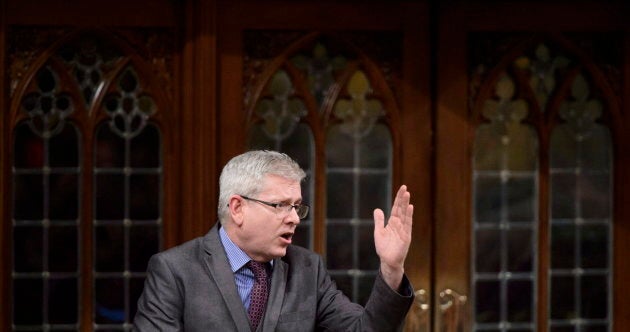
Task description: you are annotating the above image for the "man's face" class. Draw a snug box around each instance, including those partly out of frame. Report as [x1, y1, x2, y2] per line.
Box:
[236, 174, 302, 262]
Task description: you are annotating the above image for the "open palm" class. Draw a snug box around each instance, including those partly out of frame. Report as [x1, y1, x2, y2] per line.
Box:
[373, 185, 413, 289]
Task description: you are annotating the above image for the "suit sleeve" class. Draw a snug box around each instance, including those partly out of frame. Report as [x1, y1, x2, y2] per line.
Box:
[314, 257, 414, 332]
[133, 253, 184, 331]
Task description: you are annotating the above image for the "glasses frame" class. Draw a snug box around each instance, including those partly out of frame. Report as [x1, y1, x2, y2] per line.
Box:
[240, 195, 309, 219]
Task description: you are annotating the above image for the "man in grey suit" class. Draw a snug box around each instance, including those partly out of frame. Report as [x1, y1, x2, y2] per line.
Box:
[133, 150, 415, 331]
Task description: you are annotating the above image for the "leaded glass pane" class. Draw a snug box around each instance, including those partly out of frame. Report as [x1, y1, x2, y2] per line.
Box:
[130, 174, 160, 220]
[475, 229, 501, 273]
[13, 226, 43, 272]
[12, 62, 80, 327]
[549, 73, 612, 332]
[49, 226, 78, 272]
[472, 73, 538, 331]
[48, 278, 79, 323]
[95, 278, 125, 324]
[326, 120, 392, 304]
[13, 278, 43, 324]
[93, 64, 163, 329]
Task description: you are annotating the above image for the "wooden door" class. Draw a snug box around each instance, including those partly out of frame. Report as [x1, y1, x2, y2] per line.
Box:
[436, 3, 630, 331]
[216, 1, 433, 330]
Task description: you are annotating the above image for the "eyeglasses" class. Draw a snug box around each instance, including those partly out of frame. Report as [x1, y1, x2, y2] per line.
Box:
[240, 195, 309, 219]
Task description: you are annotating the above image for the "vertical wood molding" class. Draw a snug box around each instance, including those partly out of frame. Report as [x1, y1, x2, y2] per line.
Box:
[179, 0, 218, 243]
[435, 5, 472, 329]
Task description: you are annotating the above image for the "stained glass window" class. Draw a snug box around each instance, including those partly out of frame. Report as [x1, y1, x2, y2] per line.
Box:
[245, 32, 400, 304]
[10, 31, 165, 331]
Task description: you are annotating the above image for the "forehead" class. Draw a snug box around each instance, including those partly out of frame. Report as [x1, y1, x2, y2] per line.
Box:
[259, 174, 302, 197]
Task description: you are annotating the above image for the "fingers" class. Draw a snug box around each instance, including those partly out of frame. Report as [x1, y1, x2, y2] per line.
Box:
[392, 185, 410, 219]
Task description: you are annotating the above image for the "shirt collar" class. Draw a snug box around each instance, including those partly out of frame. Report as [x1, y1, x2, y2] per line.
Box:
[219, 226, 252, 273]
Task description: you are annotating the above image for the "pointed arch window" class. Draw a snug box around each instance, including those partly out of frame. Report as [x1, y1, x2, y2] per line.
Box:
[470, 36, 618, 331]
[245, 32, 401, 304]
[9, 29, 171, 330]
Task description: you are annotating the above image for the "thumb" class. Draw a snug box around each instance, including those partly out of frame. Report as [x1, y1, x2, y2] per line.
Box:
[373, 208, 385, 231]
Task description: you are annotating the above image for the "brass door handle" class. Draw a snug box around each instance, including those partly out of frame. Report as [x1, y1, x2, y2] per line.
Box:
[406, 289, 430, 332]
[438, 289, 467, 332]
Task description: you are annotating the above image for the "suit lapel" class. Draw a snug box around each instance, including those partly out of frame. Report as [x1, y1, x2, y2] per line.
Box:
[202, 225, 252, 332]
[260, 257, 288, 332]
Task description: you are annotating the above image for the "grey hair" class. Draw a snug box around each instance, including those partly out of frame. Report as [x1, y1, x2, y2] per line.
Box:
[218, 150, 306, 224]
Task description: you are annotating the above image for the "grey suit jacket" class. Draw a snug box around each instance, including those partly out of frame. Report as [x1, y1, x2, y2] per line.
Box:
[133, 224, 414, 331]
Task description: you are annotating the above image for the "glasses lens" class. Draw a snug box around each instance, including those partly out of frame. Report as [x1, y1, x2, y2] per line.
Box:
[296, 205, 309, 219]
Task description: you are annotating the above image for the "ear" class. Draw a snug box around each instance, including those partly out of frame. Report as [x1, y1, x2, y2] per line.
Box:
[228, 195, 245, 226]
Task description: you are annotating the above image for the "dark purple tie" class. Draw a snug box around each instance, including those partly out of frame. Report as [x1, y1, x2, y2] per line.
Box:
[248, 261, 269, 331]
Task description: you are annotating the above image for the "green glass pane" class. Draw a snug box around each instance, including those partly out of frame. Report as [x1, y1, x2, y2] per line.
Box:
[507, 280, 532, 322]
[13, 278, 43, 324]
[13, 226, 43, 272]
[475, 229, 500, 273]
[49, 173, 79, 220]
[475, 280, 500, 323]
[358, 174, 388, 219]
[581, 224, 608, 269]
[326, 173, 353, 219]
[280, 124, 314, 171]
[49, 278, 78, 323]
[550, 327, 575, 332]
[474, 175, 502, 223]
[14, 174, 44, 220]
[580, 275, 607, 318]
[506, 127, 537, 171]
[326, 224, 353, 269]
[579, 174, 610, 219]
[359, 124, 391, 168]
[95, 123, 125, 168]
[119, 68, 138, 93]
[14, 123, 44, 168]
[130, 174, 159, 220]
[326, 125, 355, 168]
[129, 225, 159, 272]
[49, 124, 79, 167]
[550, 276, 575, 319]
[95, 225, 124, 272]
[551, 224, 575, 269]
[507, 177, 535, 222]
[95, 277, 125, 323]
[551, 125, 578, 169]
[49, 226, 78, 272]
[95, 173, 125, 220]
[581, 127, 611, 170]
[582, 325, 607, 332]
[507, 229, 533, 272]
[358, 225, 378, 270]
[474, 125, 502, 171]
[130, 123, 160, 168]
[37, 66, 56, 93]
[551, 173, 577, 219]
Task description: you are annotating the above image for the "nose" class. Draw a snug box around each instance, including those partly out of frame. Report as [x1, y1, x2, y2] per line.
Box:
[286, 206, 301, 225]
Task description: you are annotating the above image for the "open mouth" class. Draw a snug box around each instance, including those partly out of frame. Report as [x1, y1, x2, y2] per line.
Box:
[280, 232, 293, 241]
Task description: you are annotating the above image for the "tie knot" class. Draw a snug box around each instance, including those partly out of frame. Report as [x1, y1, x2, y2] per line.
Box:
[248, 261, 268, 281]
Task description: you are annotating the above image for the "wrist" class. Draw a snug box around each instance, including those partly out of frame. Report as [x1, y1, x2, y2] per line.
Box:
[380, 263, 404, 290]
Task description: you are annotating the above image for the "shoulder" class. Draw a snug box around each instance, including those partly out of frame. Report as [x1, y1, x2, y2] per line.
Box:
[148, 234, 208, 270]
[282, 245, 323, 268]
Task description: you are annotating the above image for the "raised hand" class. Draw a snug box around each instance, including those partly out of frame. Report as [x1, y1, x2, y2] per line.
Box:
[373, 185, 414, 290]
